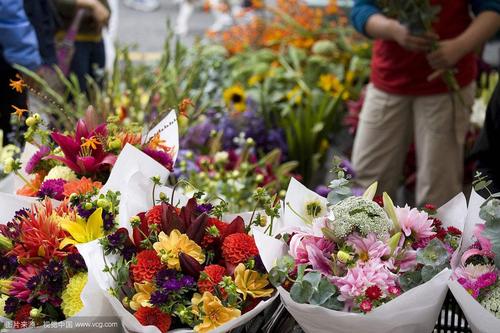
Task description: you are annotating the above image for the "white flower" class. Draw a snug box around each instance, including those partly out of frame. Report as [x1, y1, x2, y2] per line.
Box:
[45, 166, 77, 182]
[214, 151, 229, 164]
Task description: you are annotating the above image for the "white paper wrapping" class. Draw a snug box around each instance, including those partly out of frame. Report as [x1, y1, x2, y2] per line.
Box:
[253, 179, 468, 333]
[141, 110, 179, 163]
[78, 172, 277, 333]
[0, 194, 117, 333]
[448, 190, 500, 333]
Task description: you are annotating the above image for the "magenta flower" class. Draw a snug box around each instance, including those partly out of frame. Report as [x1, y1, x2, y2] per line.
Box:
[142, 147, 173, 171]
[333, 259, 397, 304]
[393, 248, 417, 272]
[476, 272, 497, 289]
[45, 119, 117, 176]
[395, 205, 435, 241]
[25, 145, 50, 174]
[461, 224, 495, 266]
[289, 232, 334, 275]
[346, 233, 389, 261]
[457, 278, 480, 298]
[9, 266, 39, 301]
[38, 178, 66, 200]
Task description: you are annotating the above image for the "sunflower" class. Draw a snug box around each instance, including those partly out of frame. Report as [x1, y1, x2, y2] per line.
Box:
[223, 85, 246, 112]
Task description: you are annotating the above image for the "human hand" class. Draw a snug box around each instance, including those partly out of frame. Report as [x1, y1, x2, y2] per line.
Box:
[90, 0, 110, 28]
[390, 21, 435, 52]
[426, 39, 466, 70]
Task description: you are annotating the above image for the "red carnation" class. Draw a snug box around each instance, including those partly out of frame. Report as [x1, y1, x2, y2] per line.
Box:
[134, 306, 171, 333]
[222, 233, 259, 265]
[14, 304, 33, 329]
[359, 299, 372, 313]
[365, 285, 382, 300]
[131, 250, 162, 282]
[447, 226, 462, 236]
[146, 205, 163, 225]
[198, 264, 226, 293]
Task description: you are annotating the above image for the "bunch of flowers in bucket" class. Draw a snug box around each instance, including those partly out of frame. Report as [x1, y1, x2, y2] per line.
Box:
[0, 188, 120, 329]
[4, 110, 177, 201]
[96, 184, 277, 332]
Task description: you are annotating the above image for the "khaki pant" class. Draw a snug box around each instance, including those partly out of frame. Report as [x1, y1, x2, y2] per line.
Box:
[352, 83, 475, 207]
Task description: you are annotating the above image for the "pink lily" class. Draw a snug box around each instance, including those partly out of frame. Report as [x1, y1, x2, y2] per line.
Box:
[45, 119, 117, 176]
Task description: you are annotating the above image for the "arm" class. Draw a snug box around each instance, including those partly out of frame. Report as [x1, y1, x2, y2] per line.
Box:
[53, 0, 109, 27]
[427, 8, 500, 69]
[0, 0, 41, 70]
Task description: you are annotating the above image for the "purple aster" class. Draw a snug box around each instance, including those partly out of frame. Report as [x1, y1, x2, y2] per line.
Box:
[66, 253, 87, 271]
[46, 276, 63, 294]
[122, 245, 137, 261]
[14, 208, 30, 219]
[107, 231, 125, 248]
[180, 275, 196, 288]
[0, 221, 21, 240]
[25, 145, 50, 174]
[0, 256, 18, 278]
[44, 260, 64, 278]
[77, 204, 94, 219]
[26, 275, 41, 291]
[4, 297, 19, 314]
[102, 211, 115, 231]
[155, 269, 177, 288]
[38, 178, 66, 200]
[142, 148, 173, 171]
[149, 290, 170, 306]
[196, 203, 213, 214]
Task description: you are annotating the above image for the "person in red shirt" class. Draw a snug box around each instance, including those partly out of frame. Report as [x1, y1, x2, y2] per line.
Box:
[351, 0, 500, 206]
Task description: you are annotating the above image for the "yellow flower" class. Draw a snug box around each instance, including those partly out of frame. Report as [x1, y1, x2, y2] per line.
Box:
[286, 86, 302, 105]
[234, 263, 274, 300]
[248, 75, 262, 86]
[129, 282, 155, 311]
[0, 294, 8, 317]
[9, 77, 25, 93]
[59, 208, 104, 248]
[0, 279, 12, 294]
[11, 105, 28, 120]
[223, 85, 246, 112]
[318, 74, 340, 92]
[192, 292, 241, 333]
[45, 165, 77, 182]
[61, 273, 88, 317]
[153, 230, 205, 270]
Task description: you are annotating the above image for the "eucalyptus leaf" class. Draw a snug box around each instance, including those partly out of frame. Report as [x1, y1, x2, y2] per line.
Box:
[309, 278, 337, 306]
[290, 280, 314, 304]
[399, 270, 422, 291]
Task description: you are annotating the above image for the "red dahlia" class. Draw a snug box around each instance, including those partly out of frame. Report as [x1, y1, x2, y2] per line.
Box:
[365, 285, 382, 300]
[131, 250, 162, 282]
[134, 306, 171, 333]
[222, 233, 259, 265]
[198, 264, 226, 293]
[145, 205, 163, 226]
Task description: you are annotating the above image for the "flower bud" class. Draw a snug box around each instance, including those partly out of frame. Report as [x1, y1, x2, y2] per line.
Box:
[337, 250, 352, 264]
[159, 192, 167, 202]
[25, 116, 36, 127]
[96, 198, 109, 208]
[130, 216, 141, 227]
[30, 308, 42, 319]
[108, 138, 122, 150]
[3, 157, 14, 174]
[0, 279, 12, 293]
[0, 235, 13, 251]
[255, 174, 264, 183]
[84, 202, 94, 210]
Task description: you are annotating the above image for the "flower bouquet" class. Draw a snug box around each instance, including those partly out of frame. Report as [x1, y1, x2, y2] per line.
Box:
[0, 188, 121, 331]
[449, 188, 500, 333]
[77, 175, 278, 333]
[3, 110, 178, 201]
[254, 166, 467, 333]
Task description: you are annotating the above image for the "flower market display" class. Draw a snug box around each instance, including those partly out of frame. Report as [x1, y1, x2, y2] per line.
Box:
[0, 187, 120, 329]
[75, 174, 278, 333]
[253, 161, 467, 333]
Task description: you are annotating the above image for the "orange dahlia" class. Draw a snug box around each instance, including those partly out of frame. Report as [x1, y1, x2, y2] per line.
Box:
[131, 250, 162, 283]
[222, 233, 259, 265]
[134, 306, 171, 333]
[16, 172, 45, 197]
[63, 177, 102, 197]
[198, 264, 226, 293]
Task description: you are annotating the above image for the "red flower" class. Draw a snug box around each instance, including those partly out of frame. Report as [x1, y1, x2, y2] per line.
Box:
[202, 218, 228, 246]
[134, 307, 171, 333]
[14, 304, 33, 329]
[432, 218, 443, 228]
[447, 226, 462, 236]
[146, 205, 163, 226]
[373, 195, 384, 207]
[424, 204, 437, 212]
[198, 264, 226, 293]
[388, 286, 401, 296]
[222, 233, 259, 265]
[365, 285, 382, 300]
[359, 299, 372, 313]
[131, 250, 162, 282]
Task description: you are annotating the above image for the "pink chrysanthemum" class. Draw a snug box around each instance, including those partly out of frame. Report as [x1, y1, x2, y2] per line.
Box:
[395, 205, 435, 241]
[9, 266, 39, 301]
[25, 146, 50, 174]
[333, 259, 397, 304]
[346, 233, 389, 261]
[142, 148, 173, 171]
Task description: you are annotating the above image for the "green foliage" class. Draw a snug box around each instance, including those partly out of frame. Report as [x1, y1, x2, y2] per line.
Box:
[327, 157, 352, 205]
[290, 271, 341, 309]
[480, 199, 500, 268]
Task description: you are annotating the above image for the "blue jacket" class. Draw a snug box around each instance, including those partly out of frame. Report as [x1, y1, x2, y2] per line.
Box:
[0, 0, 41, 69]
[352, 0, 500, 36]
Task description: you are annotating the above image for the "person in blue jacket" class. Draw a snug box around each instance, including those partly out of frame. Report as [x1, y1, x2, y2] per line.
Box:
[0, 0, 42, 144]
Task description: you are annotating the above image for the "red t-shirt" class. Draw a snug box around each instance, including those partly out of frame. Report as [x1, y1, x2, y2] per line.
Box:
[371, 0, 477, 95]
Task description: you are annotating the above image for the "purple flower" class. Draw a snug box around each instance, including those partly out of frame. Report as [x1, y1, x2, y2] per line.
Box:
[155, 269, 177, 288]
[0, 221, 21, 240]
[180, 275, 196, 288]
[315, 185, 330, 198]
[77, 204, 94, 219]
[196, 203, 213, 214]
[143, 148, 173, 171]
[122, 245, 136, 261]
[4, 297, 19, 314]
[107, 231, 125, 248]
[0, 256, 18, 278]
[102, 211, 115, 231]
[476, 272, 497, 289]
[162, 278, 184, 292]
[25, 145, 50, 174]
[149, 290, 169, 306]
[38, 178, 66, 200]
[67, 253, 87, 271]
[26, 275, 41, 290]
[44, 260, 64, 278]
[458, 277, 480, 298]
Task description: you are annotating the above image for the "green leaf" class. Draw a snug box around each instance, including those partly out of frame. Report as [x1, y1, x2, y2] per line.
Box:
[383, 192, 400, 232]
[309, 278, 337, 306]
[421, 265, 445, 283]
[290, 280, 314, 304]
[302, 272, 322, 289]
[362, 182, 378, 200]
[399, 271, 422, 291]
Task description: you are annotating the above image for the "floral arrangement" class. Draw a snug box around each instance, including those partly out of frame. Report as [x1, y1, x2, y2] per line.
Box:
[0, 130, 20, 180]
[0, 189, 120, 329]
[266, 162, 462, 314]
[4, 111, 175, 201]
[98, 188, 276, 333]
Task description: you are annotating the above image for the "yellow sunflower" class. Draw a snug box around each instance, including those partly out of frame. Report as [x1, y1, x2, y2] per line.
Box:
[223, 85, 246, 112]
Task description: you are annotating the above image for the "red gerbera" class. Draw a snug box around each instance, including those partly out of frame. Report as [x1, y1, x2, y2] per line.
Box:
[14, 304, 33, 329]
[145, 205, 163, 226]
[198, 264, 226, 293]
[222, 233, 259, 265]
[134, 306, 171, 333]
[131, 250, 162, 282]
[365, 285, 382, 300]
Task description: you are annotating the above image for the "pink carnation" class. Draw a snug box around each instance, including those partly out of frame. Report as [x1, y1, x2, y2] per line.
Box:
[395, 205, 435, 241]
